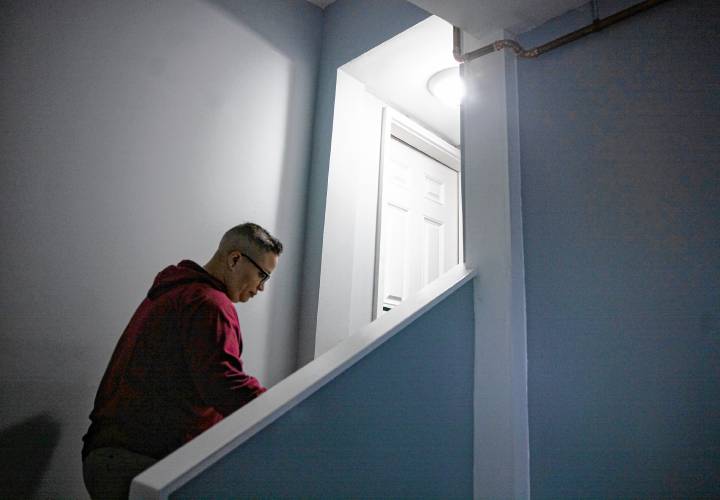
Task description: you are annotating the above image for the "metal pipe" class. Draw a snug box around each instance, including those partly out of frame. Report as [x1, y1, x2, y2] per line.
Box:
[453, 26, 463, 62]
[453, 0, 670, 62]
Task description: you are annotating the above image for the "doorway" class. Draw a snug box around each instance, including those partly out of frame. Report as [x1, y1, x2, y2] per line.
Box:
[374, 109, 461, 317]
[314, 15, 463, 358]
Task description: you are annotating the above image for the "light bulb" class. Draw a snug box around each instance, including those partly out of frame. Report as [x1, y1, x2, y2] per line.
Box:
[427, 66, 465, 107]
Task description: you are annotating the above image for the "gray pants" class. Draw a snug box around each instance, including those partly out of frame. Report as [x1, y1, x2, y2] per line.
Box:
[83, 447, 158, 500]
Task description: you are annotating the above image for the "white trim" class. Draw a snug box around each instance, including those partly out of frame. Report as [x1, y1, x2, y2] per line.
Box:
[388, 110, 460, 172]
[457, 159, 465, 265]
[371, 106, 393, 320]
[130, 264, 475, 499]
[504, 41, 530, 499]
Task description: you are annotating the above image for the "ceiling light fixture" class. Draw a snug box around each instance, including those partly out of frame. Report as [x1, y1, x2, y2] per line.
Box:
[427, 66, 465, 107]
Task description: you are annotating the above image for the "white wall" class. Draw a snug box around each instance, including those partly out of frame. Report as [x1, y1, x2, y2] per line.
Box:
[0, 1, 321, 497]
[315, 71, 383, 356]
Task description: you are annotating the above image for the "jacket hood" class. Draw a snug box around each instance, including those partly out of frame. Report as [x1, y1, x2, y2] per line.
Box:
[147, 260, 227, 299]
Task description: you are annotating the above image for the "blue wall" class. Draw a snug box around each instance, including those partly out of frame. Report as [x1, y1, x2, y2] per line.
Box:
[173, 281, 475, 499]
[518, 0, 720, 497]
[298, 0, 429, 364]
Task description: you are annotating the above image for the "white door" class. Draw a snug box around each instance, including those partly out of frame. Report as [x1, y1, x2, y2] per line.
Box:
[376, 135, 459, 315]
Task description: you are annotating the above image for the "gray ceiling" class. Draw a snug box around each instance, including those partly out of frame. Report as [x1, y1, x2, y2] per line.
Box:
[405, 0, 587, 37]
[306, 0, 588, 38]
[304, 0, 337, 8]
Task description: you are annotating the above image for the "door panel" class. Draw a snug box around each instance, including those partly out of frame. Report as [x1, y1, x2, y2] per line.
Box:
[424, 174, 445, 205]
[382, 202, 409, 308]
[377, 136, 459, 313]
[422, 216, 443, 286]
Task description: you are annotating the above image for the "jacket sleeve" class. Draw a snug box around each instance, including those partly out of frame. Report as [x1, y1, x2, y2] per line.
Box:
[181, 295, 266, 416]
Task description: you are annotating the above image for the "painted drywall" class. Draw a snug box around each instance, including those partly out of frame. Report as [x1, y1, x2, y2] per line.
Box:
[298, 0, 430, 365]
[0, 1, 322, 497]
[173, 280, 475, 499]
[518, 0, 720, 497]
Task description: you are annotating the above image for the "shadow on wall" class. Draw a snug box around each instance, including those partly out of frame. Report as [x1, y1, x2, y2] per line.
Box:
[0, 413, 61, 498]
[200, 0, 325, 383]
[203, 0, 322, 60]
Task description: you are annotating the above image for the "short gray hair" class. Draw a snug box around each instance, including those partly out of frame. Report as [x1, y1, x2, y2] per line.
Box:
[218, 222, 283, 256]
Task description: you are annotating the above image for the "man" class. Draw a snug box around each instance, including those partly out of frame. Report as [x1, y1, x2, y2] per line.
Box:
[82, 222, 282, 499]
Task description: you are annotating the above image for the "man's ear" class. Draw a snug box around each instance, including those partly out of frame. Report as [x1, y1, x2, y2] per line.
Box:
[228, 251, 241, 269]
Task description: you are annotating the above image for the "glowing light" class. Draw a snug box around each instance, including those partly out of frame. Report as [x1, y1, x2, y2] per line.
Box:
[427, 66, 465, 107]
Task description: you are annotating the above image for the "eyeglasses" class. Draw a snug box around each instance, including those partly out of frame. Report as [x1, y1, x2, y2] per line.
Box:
[241, 253, 271, 285]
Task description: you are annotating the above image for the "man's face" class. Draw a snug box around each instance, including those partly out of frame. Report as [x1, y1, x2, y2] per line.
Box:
[225, 250, 278, 303]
